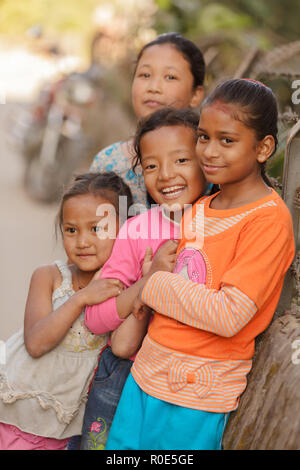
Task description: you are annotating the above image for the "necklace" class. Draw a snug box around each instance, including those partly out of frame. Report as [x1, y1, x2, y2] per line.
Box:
[75, 268, 85, 290]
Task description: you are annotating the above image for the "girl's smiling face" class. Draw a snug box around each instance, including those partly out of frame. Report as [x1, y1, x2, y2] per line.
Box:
[196, 102, 272, 187]
[140, 125, 206, 211]
[132, 43, 204, 119]
[62, 194, 118, 273]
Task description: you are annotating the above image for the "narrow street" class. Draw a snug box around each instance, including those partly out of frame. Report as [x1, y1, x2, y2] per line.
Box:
[0, 103, 67, 340]
[0, 43, 87, 341]
[0, 44, 129, 341]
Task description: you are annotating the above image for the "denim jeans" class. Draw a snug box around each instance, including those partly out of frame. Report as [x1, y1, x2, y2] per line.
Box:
[79, 346, 133, 450]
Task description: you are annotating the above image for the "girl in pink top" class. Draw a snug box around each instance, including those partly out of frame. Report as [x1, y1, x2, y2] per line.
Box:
[80, 108, 212, 449]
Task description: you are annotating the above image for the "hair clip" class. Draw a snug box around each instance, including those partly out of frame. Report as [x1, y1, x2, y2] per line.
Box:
[241, 78, 267, 87]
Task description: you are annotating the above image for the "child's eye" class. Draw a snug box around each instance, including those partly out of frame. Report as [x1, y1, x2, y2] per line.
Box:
[139, 72, 150, 78]
[93, 225, 108, 233]
[144, 164, 157, 171]
[176, 158, 189, 164]
[197, 133, 209, 142]
[65, 227, 76, 233]
[166, 74, 177, 80]
[221, 137, 233, 144]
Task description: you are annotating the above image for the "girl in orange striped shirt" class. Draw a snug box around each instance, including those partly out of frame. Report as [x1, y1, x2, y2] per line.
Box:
[105, 79, 295, 450]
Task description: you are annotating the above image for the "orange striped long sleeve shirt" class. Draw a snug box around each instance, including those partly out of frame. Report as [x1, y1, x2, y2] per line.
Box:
[131, 190, 295, 412]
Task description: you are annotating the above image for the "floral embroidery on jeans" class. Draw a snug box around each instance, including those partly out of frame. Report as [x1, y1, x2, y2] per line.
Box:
[88, 417, 107, 450]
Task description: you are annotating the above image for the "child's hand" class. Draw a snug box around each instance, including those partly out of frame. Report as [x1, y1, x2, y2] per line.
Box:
[142, 246, 153, 276]
[132, 295, 151, 320]
[81, 278, 124, 306]
[147, 240, 178, 276]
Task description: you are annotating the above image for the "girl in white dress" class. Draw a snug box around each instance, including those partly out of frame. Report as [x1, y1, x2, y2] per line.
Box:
[0, 172, 132, 450]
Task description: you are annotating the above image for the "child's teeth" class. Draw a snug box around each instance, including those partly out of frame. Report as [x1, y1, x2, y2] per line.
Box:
[162, 186, 184, 193]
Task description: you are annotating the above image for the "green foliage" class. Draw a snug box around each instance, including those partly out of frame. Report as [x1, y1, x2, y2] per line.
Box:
[154, 0, 202, 34]
[156, 0, 172, 9]
[153, 0, 258, 42]
[196, 3, 253, 34]
[222, 0, 300, 41]
[153, 0, 300, 42]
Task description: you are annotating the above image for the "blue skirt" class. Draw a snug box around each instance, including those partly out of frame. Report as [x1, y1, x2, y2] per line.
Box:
[106, 372, 229, 450]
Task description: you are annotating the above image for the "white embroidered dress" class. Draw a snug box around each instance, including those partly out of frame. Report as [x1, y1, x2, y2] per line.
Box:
[0, 261, 108, 439]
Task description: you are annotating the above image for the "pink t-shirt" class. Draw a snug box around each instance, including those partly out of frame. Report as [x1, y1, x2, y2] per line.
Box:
[85, 206, 180, 341]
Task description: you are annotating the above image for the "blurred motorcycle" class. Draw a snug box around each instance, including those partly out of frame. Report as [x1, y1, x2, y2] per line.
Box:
[13, 65, 109, 202]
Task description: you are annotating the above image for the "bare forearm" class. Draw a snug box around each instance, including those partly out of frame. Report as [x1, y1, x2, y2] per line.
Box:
[24, 291, 86, 357]
[110, 313, 150, 359]
[116, 275, 150, 319]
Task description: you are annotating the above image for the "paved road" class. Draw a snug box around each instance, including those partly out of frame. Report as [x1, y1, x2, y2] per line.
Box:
[0, 104, 68, 340]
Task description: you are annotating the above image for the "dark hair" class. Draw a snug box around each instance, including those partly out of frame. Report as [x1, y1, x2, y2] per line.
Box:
[132, 107, 200, 174]
[134, 32, 205, 89]
[56, 171, 133, 236]
[201, 78, 278, 187]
